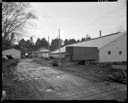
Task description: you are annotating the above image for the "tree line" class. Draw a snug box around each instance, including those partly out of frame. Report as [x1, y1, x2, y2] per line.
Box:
[50, 34, 91, 51]
[10, 34, 91, 53]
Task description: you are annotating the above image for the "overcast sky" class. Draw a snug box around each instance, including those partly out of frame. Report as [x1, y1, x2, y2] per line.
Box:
[23, 0, 126, 43]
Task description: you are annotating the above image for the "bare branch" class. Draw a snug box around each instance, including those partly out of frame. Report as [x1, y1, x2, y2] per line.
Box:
[2, 2, 37, 41]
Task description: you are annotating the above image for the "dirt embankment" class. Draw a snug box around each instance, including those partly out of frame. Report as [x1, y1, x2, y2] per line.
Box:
[2, 59, 35, 100]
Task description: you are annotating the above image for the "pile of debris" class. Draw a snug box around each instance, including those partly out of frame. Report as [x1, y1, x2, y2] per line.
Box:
[100, 64, 127, 84]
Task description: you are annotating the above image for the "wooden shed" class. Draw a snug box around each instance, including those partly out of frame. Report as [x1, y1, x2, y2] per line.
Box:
[2, 48, 21, 59]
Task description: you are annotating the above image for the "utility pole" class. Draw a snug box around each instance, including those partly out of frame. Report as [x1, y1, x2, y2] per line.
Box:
[59, 28, 61, 58]
[99, 30, 102, 37]
[48, 36, 50, 50]
[48, 36, 50, 56]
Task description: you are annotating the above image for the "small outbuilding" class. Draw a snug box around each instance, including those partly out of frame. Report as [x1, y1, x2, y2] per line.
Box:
[2, 48, 21, 59]
[33, 47, 50, 58]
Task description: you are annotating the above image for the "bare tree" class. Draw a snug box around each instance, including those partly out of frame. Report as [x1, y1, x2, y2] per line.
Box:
[2, 2, 37, 41]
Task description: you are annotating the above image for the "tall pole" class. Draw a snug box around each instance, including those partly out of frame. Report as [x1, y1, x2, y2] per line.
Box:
[48, 36, 50, 55]
[48, 36, 49, 50]
[59, 28, 61, 58]
[99, 30, 102, 37]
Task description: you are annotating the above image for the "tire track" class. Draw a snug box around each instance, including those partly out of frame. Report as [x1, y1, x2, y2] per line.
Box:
[19, 72, 44, 100]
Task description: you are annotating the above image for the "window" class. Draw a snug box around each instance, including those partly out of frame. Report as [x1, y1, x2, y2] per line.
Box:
[108, 51, 111, 55]
[119, 51, 122, 55]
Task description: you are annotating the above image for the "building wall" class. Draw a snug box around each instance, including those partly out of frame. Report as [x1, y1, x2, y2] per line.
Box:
[2, 49, 21, 59]
[99, 34, 126, 62]
[42, 53, 49, 58]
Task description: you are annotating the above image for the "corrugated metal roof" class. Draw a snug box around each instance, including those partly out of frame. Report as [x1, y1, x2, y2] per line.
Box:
[52, 32, 126, 54]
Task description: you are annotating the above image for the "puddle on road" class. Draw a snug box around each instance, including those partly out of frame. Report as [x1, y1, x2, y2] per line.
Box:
[56, 76, 61, 79]
[56, 75, 64, 79]
[46, 89, 53, 92]
[45, 85, 55, 93]
[34, 77, 40, 79]
[19, 78, 24, 80]
[43, 73, 65, 80]
[55, 73, 66, 79]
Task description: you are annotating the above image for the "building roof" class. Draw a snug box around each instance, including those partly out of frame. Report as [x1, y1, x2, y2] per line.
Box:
[39, 47, 49, 52]
[2, 48, 20, 53]
[33, 47, 49, 54]
[52, 32, 126, 54]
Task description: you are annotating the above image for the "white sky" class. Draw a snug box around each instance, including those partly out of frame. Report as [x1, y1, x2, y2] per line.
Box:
[23, 0, 126, 44]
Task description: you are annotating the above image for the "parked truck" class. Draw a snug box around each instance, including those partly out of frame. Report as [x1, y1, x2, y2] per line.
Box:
[66, 46, 99, 64]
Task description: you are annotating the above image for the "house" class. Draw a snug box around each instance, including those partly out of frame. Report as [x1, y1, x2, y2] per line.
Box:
[51, 32, 127, 63]
[2, 48, 21, 59]
[33, 47, 50, 58]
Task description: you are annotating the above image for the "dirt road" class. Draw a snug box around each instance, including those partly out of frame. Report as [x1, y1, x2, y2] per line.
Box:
[16, 59, 127, 100]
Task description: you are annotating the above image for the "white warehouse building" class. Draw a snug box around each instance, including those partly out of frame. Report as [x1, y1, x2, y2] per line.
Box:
[51, 32, 127, 63]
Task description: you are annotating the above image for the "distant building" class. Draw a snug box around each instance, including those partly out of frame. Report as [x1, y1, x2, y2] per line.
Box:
[33, 47, 50, 58]
[51, 32, 127, 63]
[2, 48, 21, 59]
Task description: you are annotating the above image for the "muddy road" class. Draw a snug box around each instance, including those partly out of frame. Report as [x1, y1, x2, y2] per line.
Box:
[15, 59, 127, 100]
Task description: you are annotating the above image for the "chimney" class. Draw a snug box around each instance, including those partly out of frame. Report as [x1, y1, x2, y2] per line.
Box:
[48, 36, 49, 50]
[99, 30, 101, 37]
